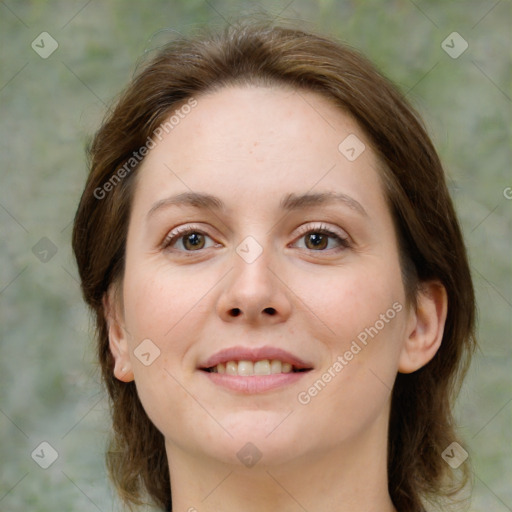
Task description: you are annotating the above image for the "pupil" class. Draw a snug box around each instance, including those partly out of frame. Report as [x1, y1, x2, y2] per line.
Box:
[186, 233, 204, 249]
[308, 233, 327, 249]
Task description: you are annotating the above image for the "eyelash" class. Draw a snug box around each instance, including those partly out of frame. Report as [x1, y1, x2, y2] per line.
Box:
[161, 223, 351, 256]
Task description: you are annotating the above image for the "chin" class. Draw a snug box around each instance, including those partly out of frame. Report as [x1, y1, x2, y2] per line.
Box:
[203, 412, 308, 467]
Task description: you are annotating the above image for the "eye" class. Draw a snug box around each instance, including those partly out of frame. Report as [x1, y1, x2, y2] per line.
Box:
[161, 223, 350, 255]
[292, 223, 350, 252]
[161, 225, 218, 253]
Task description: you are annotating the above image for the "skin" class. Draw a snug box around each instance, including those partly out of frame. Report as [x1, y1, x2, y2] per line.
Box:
[106, 86, 447, 512]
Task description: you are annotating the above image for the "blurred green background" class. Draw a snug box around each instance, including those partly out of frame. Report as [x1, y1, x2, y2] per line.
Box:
[1, 1, 510, 511]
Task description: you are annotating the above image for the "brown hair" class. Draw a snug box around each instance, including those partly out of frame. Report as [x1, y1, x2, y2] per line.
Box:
[72, 18, 476, 512]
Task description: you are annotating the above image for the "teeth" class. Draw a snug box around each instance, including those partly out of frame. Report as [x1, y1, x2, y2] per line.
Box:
[238, 360, 253, 376]
[226, 361, 237, 375]
[209, 359, 295, 376]
[254, 360, 270, 375]
[270, 359, 282, 374]
[282, 362, 292, 373]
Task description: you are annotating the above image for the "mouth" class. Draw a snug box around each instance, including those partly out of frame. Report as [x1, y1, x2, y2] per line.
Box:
[201, 359, 312, 376]
[197, 346, 313, 393]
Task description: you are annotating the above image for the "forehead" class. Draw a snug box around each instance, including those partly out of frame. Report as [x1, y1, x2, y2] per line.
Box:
[132, 85, 386, 217]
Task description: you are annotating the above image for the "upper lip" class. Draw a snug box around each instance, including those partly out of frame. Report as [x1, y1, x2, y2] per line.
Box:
[199, 346, 313, 370]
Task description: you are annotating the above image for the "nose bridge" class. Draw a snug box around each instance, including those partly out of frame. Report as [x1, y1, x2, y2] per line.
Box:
[216, 230, 291, 323]
[232, 232, 275, 300]
[231, 213, 274, 278]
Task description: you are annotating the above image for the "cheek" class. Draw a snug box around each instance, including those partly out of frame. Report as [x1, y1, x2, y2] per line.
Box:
[122, 263, 204, 340]
[303, 284, 405, 426]
[121, 262, 221, 387]
[296, 254, 405, 347]
[120, 266, 204, 434]
[293, 256, 406, 417]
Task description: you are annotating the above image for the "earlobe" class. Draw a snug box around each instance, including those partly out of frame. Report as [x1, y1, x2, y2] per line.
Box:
[103, 290, 134, 383]
[398, 281, 448, 374]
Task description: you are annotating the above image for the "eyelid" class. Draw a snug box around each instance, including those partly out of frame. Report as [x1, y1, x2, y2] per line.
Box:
[292, 222, 349, 242]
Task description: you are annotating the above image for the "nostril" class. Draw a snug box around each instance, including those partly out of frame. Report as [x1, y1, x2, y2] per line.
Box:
[228, 307, 275, 317]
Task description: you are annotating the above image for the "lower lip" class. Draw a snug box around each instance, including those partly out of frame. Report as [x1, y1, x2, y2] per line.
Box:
[200, 370, 310, 393]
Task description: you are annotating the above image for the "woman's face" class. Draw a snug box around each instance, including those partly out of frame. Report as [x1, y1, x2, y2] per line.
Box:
[112, 85, 413, 467]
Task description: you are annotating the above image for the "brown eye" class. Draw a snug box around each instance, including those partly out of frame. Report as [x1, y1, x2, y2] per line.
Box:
[304, 232, 329, 250]
[293, 225, 350, 252]
[162, 227, 216, 253]
[181, 232, 206, 251]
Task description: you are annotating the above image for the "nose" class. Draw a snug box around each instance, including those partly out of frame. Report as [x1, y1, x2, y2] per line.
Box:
[216, 240, 292, 326]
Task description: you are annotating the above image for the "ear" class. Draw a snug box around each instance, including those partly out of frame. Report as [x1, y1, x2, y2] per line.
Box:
[103, 287, 134, 382]
[398, 281, 448, 374]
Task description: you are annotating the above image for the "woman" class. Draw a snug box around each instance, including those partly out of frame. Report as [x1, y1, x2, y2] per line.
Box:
[72, 19, 476, 512]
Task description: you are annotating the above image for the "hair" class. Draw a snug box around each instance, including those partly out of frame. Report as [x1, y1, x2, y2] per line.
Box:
[72, 17, 476, 512]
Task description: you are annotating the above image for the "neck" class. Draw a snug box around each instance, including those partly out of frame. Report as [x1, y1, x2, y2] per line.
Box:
[165, 410, 397, 512]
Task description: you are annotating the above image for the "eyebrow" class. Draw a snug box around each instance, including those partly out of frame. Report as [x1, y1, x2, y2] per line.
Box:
[147, 190, 368, 219]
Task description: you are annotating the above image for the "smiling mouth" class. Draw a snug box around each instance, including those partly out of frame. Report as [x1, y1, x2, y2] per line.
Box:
[201, 359, 312, 376]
